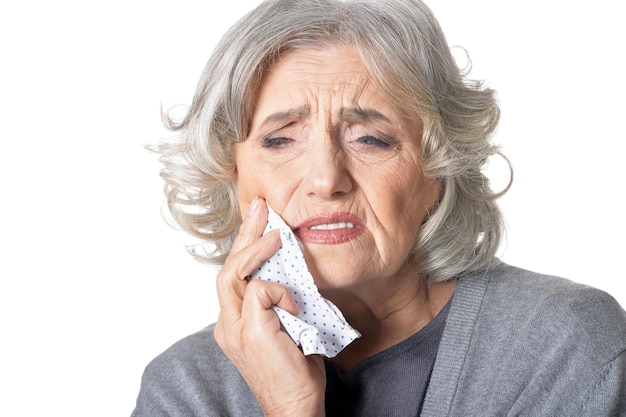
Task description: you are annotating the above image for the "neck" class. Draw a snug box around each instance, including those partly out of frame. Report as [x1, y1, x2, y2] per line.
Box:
[323, 277, 457, 371]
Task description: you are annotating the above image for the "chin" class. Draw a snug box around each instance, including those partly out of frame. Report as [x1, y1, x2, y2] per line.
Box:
[306, 263, 371, 292]
[301, 241, 394, 291]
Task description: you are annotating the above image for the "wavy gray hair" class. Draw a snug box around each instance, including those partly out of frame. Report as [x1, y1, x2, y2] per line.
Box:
[155, 0, 511, 282]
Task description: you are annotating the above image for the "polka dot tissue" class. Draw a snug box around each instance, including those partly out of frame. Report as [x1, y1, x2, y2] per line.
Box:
[250, 206, 361, 358]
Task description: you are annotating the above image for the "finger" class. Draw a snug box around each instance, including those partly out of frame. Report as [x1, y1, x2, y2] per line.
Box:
[245, 279, 299, 316]
[241, 279, 299, 336]
[230, 197, 269, 255]
[216, 229, 281, 312]
[221, 229, 281, 284]
[215, 232, 283, 351]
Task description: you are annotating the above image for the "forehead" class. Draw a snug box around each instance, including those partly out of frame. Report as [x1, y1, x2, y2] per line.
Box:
[251, 46, 398, 120]
[268, 46, 367, 81]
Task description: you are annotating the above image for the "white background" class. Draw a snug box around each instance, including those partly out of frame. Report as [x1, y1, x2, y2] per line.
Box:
[1, 1, 624, 416]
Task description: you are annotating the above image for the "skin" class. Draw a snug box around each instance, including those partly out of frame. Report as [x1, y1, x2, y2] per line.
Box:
[214, 45, 457, 416]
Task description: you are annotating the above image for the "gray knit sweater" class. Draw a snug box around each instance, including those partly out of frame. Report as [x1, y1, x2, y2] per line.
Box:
[131, 263, 626, 416]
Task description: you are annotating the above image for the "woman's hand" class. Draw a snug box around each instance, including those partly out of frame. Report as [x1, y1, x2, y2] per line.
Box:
[214, 197, 326, 417]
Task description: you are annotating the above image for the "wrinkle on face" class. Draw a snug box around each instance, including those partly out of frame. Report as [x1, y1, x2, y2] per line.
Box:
[235, 45, 439, 299]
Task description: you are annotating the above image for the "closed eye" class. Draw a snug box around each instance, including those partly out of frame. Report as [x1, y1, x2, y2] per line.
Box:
[357, 135, 391, 149]
[262, 137, 293, 148]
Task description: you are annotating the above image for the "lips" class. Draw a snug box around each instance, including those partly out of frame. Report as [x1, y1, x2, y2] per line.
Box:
[294, 212, 365, 244]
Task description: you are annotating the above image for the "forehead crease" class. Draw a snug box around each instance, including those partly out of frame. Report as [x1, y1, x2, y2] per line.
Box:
[298, 78, 379, 112]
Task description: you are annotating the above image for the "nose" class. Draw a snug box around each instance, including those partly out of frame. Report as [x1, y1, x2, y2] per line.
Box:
[301, 134, 353, 201]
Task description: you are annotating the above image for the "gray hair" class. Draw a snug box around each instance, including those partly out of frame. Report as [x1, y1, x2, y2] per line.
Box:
[155, 0, 511, 282]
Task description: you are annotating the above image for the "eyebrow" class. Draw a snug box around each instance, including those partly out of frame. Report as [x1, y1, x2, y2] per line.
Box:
[258, 106, 392, 128]
[260, 106, 311, 126]
[340, 107, 392, 124]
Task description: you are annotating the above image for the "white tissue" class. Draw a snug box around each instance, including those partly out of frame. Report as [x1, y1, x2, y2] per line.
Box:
[250, 206, 361, 358]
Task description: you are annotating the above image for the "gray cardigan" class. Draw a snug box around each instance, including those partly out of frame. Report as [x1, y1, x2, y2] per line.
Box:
[131, 263, 626, 416]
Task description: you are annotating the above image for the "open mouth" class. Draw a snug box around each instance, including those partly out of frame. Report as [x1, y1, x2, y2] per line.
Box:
[309, 222, 356, 231]
[294, 214, 365, 244]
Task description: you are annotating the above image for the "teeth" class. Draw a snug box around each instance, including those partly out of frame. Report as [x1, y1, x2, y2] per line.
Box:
[310, 222, 355, 230]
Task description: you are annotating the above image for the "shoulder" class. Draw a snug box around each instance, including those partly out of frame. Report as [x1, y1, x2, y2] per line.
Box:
[142, 324, 230, 379]
[443, 263, 626, 415]
[483, 263, 626, 344]
[472, 262, 626, 362]
[131, 324, 261, 417]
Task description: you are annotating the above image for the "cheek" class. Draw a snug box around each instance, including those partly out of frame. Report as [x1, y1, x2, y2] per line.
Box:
[234, 146, 263, 211]
[363, 164, 438, 230]
[235, 150, 300, 212]
[236, 164, 274, 205]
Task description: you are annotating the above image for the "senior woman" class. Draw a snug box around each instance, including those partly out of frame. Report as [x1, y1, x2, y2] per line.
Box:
[132, 0, 626, 416]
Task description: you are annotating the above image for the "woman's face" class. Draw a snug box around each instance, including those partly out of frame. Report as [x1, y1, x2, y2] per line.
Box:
[235, 45, 439, 291]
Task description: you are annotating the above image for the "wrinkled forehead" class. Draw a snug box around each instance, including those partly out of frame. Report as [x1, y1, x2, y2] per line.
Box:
[249, 46, 414, 126]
